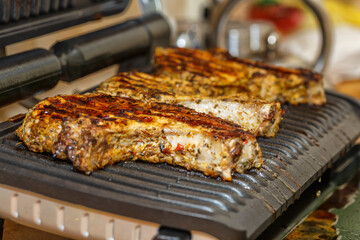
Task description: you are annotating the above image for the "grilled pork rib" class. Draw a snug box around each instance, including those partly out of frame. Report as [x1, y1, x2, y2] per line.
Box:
[180, 95, 282, 138]
[97, 72, 282, 137]
[154, 47, 326, 105]
[16, 93, 262, 181]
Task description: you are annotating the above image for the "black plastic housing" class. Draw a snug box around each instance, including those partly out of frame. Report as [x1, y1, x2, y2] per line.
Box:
[0, 49, 61, 107]
[0, 13, 170, 106]
[52, 13, 171, 82]
[0, 0, 130, 47]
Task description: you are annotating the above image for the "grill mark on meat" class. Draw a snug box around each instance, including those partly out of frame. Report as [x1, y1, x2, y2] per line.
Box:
[155, 56, 210, 77]
[166, 47, 322, 84]
[157, 49, 241, 75]
[112, 73, 175, 97]
[97, 72, 282, 137]
[154, 47, 326, 105]
[211, 49, 322, 83]
[17, 93, 263, 180]
[37, 94, 250, 140]
[155, 55, 230, 79]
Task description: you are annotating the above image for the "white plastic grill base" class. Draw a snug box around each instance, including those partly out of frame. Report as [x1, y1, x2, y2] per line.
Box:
[0, 184, 215, 240]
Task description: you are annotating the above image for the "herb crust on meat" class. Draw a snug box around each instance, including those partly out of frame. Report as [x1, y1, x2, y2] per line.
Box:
[154, 47, 326, 105]
[16, 93, 263, 181]
[97, 72, 282, 137]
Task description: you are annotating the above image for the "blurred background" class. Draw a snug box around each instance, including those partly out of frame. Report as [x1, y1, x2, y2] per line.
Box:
[162, 0, 360, 92]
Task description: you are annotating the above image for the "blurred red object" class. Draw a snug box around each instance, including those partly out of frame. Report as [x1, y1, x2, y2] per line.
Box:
[249, 3, 303, 34]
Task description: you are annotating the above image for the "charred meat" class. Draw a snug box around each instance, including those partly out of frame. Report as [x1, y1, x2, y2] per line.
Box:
[97, 72, 282, 137]
[16, 93, 263, 181]
[154, 47, 326, 105]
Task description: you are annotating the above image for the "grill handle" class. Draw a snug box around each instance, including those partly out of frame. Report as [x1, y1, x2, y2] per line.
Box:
[52, 13, 171, 82]
[0, 49, 61, 107]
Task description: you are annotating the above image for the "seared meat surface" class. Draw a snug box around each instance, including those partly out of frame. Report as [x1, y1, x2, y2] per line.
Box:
[180, 94, 282, 138]
[154, 47, 326, 105]
[16, 93, 262, 181]
[97, 71, 215, 102]
[97, 72, 282, 137]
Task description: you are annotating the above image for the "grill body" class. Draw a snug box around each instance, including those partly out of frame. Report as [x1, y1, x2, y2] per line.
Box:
[0, 92, 359, 240]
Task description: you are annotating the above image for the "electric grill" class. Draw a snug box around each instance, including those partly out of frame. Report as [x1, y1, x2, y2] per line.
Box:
[0, 2, 360, 240]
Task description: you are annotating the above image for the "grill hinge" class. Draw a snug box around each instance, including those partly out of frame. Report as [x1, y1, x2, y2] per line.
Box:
[153, 226, 192, 240]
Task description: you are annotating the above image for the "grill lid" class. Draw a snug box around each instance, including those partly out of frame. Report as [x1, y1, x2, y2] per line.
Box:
[0, 0, 130, 47]
[0, 91, 360, 240]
